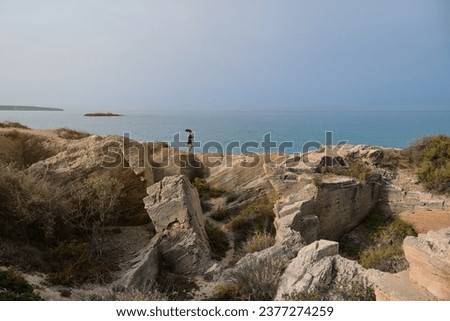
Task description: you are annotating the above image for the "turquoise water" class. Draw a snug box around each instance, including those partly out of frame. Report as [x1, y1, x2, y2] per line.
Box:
[1, 110, 449, 153]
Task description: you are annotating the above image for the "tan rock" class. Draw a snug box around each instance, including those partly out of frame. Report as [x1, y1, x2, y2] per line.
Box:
[144, 175, 210, 274]
[403, 228, 450, 300]
[275, 240, 373, 300]
[275, 176, 380, 243]
[116, 235, 160, 291]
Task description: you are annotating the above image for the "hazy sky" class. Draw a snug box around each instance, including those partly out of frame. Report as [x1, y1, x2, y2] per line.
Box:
[0, 0, 449, 112]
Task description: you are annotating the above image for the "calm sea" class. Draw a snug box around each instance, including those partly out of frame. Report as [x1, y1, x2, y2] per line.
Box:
[1, 110, 449, 153]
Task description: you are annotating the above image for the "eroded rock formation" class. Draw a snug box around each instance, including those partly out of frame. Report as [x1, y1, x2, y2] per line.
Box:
[144, 175, 211, 274]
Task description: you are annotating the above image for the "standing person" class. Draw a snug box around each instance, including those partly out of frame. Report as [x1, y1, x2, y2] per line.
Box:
[185, 129, 194, 152]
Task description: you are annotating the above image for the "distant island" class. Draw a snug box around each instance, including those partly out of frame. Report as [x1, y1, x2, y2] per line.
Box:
[0, 105, 63, 111]
[84, 112, 122, 117]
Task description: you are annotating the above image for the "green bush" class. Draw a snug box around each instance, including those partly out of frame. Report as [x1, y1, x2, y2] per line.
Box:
[0, 269, 41, 300]
[226, 198, 275, 247]
[360, 218, 416, 272]
[359, 245, 404, 271]
[405, 135, 450, 193]
[205, 221, 229, 260]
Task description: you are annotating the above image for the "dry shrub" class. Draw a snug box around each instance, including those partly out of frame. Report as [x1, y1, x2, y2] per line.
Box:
[240, 231, 275, 255]
[54, 127, 90, 140]
[0, 130, 55, 167]
[212, 257, 287, 300]
[69, 175, 125, 255]
[283, 278, 375, 301]
[0, 164, 71, 243]
[90, 287, 168, 301]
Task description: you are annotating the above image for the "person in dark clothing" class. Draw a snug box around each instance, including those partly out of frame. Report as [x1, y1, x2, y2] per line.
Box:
[185, 129, 194, 151]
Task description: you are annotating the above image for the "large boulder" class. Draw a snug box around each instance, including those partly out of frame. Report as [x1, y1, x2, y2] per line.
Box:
[403, 228, 450, 300]
[143, 175, 211, 274]
[275, 240, 371, 300]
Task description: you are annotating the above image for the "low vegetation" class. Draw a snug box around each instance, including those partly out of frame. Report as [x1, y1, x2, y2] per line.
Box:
[46, 241, 114, 286]
[156, 271, 198, 300]
[0, 130, 55, 167]
[403, 134, 450, 193]
[0, 164, 126, 286]
[210, 207, 235, 221]
[84, 112, 121, 117]
[339, 208, 417, 273]
[0, 269, 41, 300]
[0, 121, 29, 129]
[226, 198, 275, 247]
[205, 221, 230, 260]
[211, 257, 287, 300]
[282, 278, 375, 301]
[240, 231, 275, 255]
[90, 287, 168, 301]
[54, 128, 90, 140]
[341, 160, 374, 183]
[0, 164, 71, 243]
[192, 177, 225, 200]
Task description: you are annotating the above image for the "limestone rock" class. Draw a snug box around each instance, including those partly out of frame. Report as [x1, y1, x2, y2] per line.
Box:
[144, 175, 210, 274]
[116, 236, 160, 291]
[275, 176, 380, 243]
[403, 228, 450, 300]
[275, 240, 371, 300]
[370, 270, 435, 301]
[275, 240, 338, 299]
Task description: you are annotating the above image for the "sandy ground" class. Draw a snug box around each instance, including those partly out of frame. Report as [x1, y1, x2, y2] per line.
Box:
[399, 208, 450, 233]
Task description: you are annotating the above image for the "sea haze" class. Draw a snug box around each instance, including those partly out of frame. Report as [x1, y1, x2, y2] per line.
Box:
[1, 110, 449, 153]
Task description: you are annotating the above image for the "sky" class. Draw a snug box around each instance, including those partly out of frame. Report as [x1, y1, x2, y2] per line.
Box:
[0, 0, 449, 112]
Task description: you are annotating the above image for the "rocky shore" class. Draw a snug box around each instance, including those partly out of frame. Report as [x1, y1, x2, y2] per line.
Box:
[0, 126, 449, 301]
